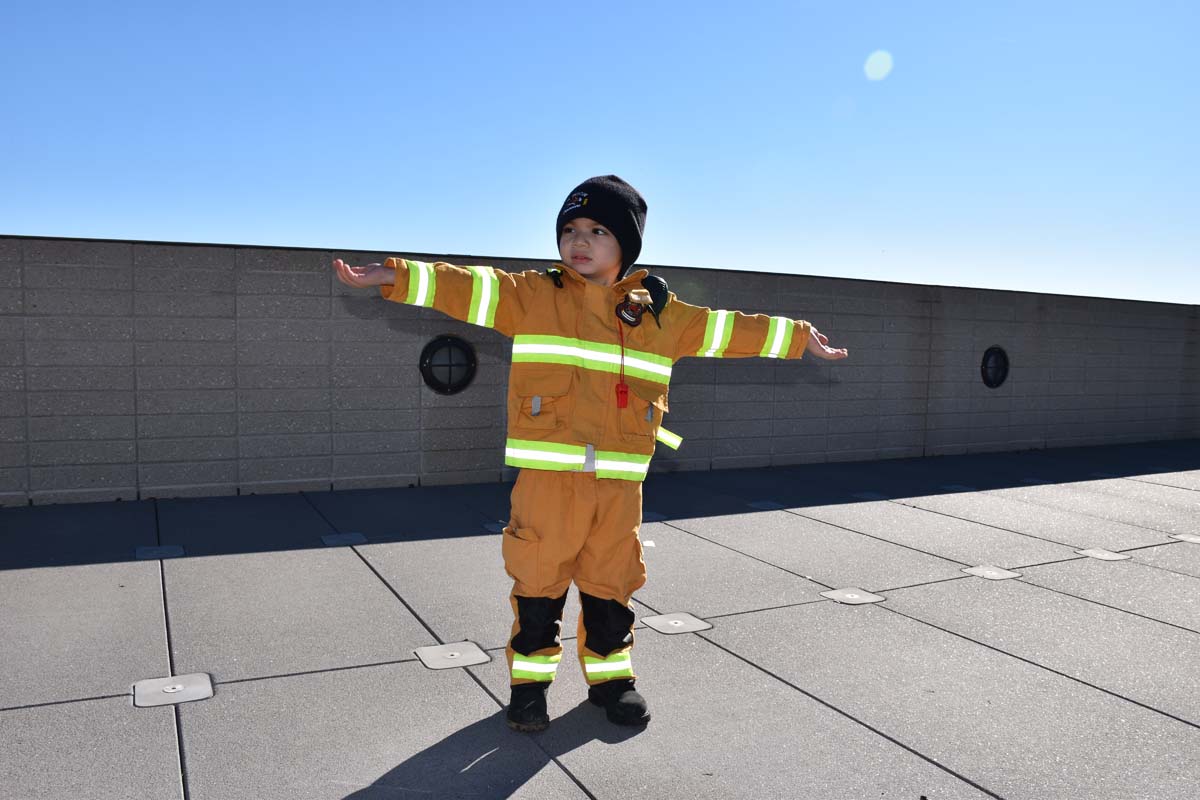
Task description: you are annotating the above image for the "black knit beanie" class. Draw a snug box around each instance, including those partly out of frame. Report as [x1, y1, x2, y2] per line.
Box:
[555, 175, 648, 276]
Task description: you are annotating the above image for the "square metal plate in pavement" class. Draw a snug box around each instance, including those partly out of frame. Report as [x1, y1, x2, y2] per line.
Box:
[641, 612, 712, 634]
[133, 672, 214, 707]
[820, 587, 885, 604]
[414, 641, 491, 669]
[963, 564, 1022, 580]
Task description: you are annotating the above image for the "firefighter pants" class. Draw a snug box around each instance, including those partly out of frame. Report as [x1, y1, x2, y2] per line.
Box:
[502, 468, 647, 687]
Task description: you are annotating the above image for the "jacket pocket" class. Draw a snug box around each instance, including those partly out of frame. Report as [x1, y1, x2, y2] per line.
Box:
[501, 525, 541, 592]
[619, 381, 668, 442]
[510, 369, 572, 433]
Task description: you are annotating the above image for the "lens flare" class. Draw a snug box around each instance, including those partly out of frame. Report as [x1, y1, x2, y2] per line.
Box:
[864, 50, 893, 81]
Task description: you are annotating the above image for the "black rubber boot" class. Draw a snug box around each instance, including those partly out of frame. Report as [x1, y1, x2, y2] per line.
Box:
[507, 683, 550, 732]
[587, 679, 650, 726]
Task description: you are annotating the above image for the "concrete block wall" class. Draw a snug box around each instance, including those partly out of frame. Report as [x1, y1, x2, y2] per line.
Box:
[0, 234, 1195, 505]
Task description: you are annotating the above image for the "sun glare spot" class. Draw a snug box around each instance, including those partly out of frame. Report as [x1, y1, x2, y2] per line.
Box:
[864, 50, 893, 81]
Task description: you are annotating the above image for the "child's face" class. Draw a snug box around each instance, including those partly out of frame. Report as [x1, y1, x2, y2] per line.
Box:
[558, 217, 623, 286]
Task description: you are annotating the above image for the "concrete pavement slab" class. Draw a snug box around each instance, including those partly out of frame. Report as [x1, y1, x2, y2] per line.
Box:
[705, 602, 1200, 799]
[1020, 557, 1200, 632]
[0, 698, 179, 800]
[471, 629, 994, 799]
[885, 577, 1200, 725]
[631, 520, 824, 617]
[895, 488, 1171, 551]
[669, 507, 966, 591]
[1061, 475, 1200, 515]
[1134, 471, 1200, 491]
[0, 498, 156, 570]
[179, 661, 587, 800]
[1130, 541, 1200, 579]
[157, 493, 334, 556]
[0, 561, 167, 708]
[165, 548, 435, 682]
[988, 482, 1195, 535]
[797, 499, 1079, 569]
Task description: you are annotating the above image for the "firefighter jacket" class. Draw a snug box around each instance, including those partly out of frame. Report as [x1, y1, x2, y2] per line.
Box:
[380, 258, 813, 482]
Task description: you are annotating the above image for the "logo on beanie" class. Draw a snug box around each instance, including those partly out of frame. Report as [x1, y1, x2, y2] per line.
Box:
[561, 192, 589, 216]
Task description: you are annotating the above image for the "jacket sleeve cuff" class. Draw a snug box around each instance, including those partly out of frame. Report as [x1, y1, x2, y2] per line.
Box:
[787, 320, 812, 359]
[378, 257, 403, 301]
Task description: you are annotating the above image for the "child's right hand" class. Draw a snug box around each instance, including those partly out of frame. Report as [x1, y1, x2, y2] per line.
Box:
[332, 258, 395, 288]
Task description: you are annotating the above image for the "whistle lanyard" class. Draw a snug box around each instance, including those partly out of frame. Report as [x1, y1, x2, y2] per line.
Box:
[615, 317, 629, 408]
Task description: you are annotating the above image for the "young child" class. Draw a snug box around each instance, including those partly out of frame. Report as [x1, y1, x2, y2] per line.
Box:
[332, 175, 848, 732]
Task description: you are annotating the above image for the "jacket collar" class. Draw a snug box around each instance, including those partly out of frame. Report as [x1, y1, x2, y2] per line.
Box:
[553, 263, 649, 290]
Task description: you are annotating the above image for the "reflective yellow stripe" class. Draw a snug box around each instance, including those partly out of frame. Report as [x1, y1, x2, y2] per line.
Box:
[698, 310, 734, 358]
[655, 427, 682, 450]
[584, 651, 633, 677]
[512, 335, 672, 386]
[512, 653, 561, 682]
[404, 260, 436, 308]
[467, 266, 500, 328]
[505, 439, 587, 471]
[759, 316, 794, 359]
[594, 451, 652, 481]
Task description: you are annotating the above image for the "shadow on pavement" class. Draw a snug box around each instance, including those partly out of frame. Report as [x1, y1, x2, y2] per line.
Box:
[341, 705, 642, 799]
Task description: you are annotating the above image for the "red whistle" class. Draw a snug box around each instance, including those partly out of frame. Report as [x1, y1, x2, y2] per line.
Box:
[615, 382, 629, 408]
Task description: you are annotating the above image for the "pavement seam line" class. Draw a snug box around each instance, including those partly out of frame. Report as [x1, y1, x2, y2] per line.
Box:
[692, 631, 1007, 799]
[0, 694, 130, 713]
[879, 604, 1200, 732]
[782, 508, 976, 567]
[212, 657, 427, 687]
[889, 498, 1091, 550]
[1125, 476, 1200, 493]
[659, 519, 836, 589]
[1013, 577, 1200, 637]
[977, 486, 1183, 537]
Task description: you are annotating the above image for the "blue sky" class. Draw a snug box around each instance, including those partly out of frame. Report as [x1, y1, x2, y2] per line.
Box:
[2, 1, 1196, 304]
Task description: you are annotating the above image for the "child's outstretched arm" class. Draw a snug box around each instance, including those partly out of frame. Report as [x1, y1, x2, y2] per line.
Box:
[669, 297, 848, 362]
[332, 257, 540, 338]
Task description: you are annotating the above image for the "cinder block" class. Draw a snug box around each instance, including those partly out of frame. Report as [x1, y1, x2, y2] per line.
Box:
[0, 368, 23, 392]
[710, 437, 772, 458]
[0, 238, 20, 262]
[711, 400, 773, 421]
[419, 406, 495, 430]
[239, 456, 331, 484]
[140, 437, 237, 463]
[138, 366, 235, 391]
[0, 342, 21, 367]
[419, 427, 501, 452]
[827, 415, 880, 434]
[0, 289, 22, 314]
[23, 239, 131, 266]
[332, 453, 421, 479]
[26, 366, 134, 392]
[0, 442, 25, 469]
[0, 418, 24, 442]
[29, 440, 136, 466]
[330, 429, 419, 455]
[134, 293, 234, 318]
[331, 341, 424, 366]
[711, 454, 771, 470]
[28, 416, 135, 441]
[26, 391, 134, 417]
[135, 342, 235, 366]
[239, 388, 331, 413]
[138, 413, 236, 439]
[238, 295, 328, 319]
[421, 448, 502, 473]
[27, 317, 133, 341]
[23, 263, 132, 290]
[770, 416, 827, 437]
[133, 267, 235, 294]
[238, 366, 329, 390]
[133, 243, 235, 271]
[25, 290, 130, 317]
[138, 390, 236, 415]
[238, 342, 330, 367]
[0, 318, 21, 341]
[31, 486, 138, 504]
[242, 318, 331, 342]
[28, 463, 137, 492]
[240, 433, 331, 460]
[331, 474, 419, 491]
[236, 247, 328, 273]
[0, 467, 28, 494]
[139, 482, 238, 500]
[238, 271, 328, 296]
[711, 418, 774, 439]
[135, 317, 236, 342]
[419, 380, 504, 408]
[240, 411, 330, 435]
[0, 265, 20, 288]
[0, 391, 26, 417]
[770, 451, 827, 467]
[25, 341, 133, 367]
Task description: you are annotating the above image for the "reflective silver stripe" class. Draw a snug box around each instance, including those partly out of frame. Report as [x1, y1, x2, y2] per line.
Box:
[511, 660, 558, 673]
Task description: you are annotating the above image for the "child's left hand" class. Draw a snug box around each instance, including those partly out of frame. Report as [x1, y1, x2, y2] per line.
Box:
[807, 327, 849, 360]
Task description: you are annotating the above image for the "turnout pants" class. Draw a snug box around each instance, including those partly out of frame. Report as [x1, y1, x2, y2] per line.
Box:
[503, 468, 647, 687]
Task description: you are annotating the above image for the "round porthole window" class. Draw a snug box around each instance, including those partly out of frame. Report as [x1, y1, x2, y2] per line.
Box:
[419, 336, 477, 395]
[980, 346, 1009, 389]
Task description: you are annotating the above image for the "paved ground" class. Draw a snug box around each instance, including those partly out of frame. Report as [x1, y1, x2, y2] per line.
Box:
[2, 439, 1199, 800]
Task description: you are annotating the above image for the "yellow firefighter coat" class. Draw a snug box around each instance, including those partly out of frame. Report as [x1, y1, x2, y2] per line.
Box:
[380, 258, 812, 478]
